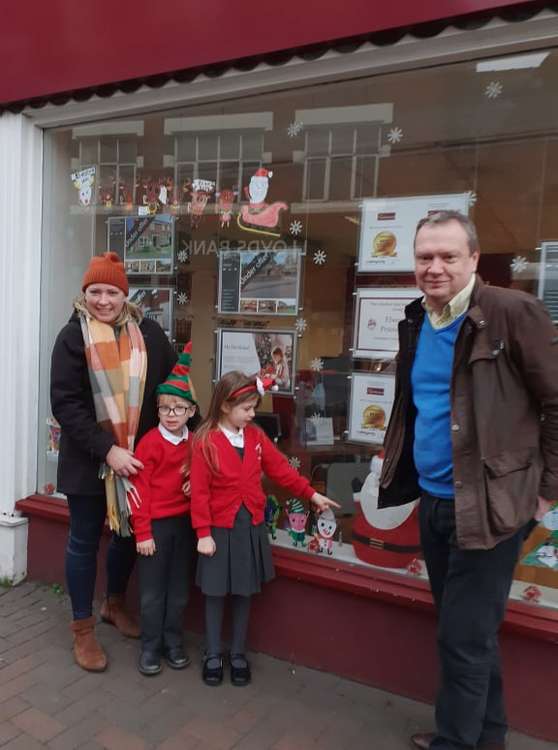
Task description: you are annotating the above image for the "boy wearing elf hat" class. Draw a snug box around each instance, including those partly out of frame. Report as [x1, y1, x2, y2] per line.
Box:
[130, 343, 197, 676]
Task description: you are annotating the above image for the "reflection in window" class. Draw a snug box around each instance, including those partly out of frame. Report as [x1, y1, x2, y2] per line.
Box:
[174, 132, 264, 195]
[303, 124, 381, 200]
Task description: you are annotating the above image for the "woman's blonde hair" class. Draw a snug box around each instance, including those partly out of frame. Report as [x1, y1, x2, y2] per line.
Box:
[73, 293, 143, 327]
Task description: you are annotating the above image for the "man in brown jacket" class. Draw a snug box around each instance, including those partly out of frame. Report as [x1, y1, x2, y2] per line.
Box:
[379, 210, 558, 750]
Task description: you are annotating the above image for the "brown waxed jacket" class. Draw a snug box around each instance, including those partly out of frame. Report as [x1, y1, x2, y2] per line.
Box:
[378, 277, 558, 550]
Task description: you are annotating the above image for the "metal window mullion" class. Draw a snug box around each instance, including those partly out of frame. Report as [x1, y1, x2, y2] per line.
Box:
[324, 129, 334, 200]
[216, 134, 221, 193]
[350, 154, 357, 201]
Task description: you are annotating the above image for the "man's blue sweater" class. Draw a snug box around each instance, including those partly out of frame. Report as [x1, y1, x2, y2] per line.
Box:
[411, 313, 465, 499]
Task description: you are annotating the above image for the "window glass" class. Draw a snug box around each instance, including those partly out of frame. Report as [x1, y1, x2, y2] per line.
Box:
[306, 129, 330, 156]
[306, 159, 327, 200]
[177, 134, 196, 161]
[221, 132, 240, 159]
[80, 137, 98, 164]
[118, 138, 138, 163]
[40, 51, 558, 612]
[197, 133, 218, 161]
[331, 126, 355, 155]
[329, 157, 353, 200]
[100, 136, 117, 163]
[241, 132, 263, 160]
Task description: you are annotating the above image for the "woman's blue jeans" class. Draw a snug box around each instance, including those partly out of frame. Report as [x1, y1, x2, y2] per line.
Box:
[65, 494, 136, 620]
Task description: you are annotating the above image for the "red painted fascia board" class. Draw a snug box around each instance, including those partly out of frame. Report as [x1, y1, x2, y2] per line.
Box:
[17, 494, 558, 641]
[1, 0, 542, 105]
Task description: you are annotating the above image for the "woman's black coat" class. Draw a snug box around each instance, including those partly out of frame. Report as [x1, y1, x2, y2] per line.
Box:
[50, 313, 178, 496]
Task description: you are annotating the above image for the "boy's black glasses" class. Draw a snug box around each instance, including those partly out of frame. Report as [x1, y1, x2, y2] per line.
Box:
[158, 405, 192, 417]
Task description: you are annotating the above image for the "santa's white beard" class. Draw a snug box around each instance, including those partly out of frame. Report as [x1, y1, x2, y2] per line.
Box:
[249, 178, 268, 203]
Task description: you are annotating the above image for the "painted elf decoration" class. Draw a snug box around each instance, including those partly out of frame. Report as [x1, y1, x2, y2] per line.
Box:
[217, 188, 237, 228]
[238, 167, 288, 237]
[264, 495, 281, 539]
[188, 179, 215, 229]
[286, 497, 309, 548]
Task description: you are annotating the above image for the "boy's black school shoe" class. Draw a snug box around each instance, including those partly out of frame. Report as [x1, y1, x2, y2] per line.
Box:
[230, 653, 251, 687]
[138, 651, 162, 676]
[165, 647, 191, 670]
[202, 653, 224, 686]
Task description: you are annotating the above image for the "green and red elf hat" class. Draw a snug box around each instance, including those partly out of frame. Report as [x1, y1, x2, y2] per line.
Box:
[156, 342, 197, 405]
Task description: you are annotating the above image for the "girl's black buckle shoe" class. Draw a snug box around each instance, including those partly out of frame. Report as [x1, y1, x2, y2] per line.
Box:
[230, 653, 251, 686]
[202, 654, 223, 686]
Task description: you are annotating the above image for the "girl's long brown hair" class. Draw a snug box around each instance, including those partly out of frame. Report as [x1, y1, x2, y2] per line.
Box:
[194, 371, 261, 473]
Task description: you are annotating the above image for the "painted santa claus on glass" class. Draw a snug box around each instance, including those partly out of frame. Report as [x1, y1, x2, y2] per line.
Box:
[238, 167, 288, 237]
[352, 453, 421, 569]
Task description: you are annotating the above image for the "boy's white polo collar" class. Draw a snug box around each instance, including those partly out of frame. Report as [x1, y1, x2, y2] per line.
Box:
[158, 423, 189, 445]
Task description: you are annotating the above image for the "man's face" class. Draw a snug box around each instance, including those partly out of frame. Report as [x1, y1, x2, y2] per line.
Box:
[414, 220, 479, 312]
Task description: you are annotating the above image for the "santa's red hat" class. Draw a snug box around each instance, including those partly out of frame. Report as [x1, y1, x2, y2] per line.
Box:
[253, 168, 273, 179]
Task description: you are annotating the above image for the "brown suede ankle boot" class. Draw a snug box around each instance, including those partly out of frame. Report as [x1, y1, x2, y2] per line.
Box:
[100, 594, 140, 638]
[70, 616, 107, 672]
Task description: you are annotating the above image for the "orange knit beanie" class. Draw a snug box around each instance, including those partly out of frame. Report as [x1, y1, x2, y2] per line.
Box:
[82, 252, 129, 295]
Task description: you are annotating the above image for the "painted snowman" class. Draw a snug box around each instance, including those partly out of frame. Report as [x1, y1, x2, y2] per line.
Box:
[315, 508, 337, 555]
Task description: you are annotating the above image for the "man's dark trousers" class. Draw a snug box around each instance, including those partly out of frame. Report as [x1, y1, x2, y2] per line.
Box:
[137, 515, 194, 654]
[419, 494, 527, 750]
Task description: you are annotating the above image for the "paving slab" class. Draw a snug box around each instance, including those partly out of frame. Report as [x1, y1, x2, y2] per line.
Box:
[0, 583, 551, 750]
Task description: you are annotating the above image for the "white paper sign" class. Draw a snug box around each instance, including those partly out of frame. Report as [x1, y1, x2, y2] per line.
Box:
[305, 416, 334, 446]
[357, 193, 470, 273]
[217, 328, 297, 396]
[347, 372, 395, 445]
[353, 288, 420, 359]
[542, 508, 558, 531]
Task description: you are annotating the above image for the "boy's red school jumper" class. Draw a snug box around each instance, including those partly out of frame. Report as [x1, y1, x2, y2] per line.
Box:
[131, 426, 192, 542]
[190, 424, 314, 539]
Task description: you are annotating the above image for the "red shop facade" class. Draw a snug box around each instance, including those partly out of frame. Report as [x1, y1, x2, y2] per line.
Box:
[2, 0, 558, 741]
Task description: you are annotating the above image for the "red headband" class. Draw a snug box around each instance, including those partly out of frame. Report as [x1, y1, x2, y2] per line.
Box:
[230, 376, 278, 400]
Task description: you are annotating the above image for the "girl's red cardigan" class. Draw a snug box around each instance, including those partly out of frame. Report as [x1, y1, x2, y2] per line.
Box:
[190, 424, 314, 538]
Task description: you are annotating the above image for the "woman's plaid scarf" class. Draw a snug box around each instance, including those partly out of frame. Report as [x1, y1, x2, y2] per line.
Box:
[79, 312, 147, 536]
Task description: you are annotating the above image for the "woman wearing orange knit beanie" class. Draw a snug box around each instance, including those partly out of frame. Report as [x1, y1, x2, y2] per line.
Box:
[50, 251, 186, 672]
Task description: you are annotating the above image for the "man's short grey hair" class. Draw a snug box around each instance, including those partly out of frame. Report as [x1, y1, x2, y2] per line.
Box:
[414, 210, 480, 256]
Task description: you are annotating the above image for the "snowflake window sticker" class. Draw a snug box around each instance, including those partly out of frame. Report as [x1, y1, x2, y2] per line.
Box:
[295, 318, 307, 335]
[290, 220, 303, 236]
[287, 121, 304, 138]
[177, 292, 189, 306]
[510, 255, 529, 275]
[310, 357, 324, 372]
[313, 249, 327, 266]
[177, 249, 189, 263]
[288, 456, 301, 469]
[485, 81, 503, 99]
[387, 127, 403, 144]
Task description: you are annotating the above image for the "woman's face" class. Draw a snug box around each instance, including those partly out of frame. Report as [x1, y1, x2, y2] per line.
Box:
[84, 283, 126, 324]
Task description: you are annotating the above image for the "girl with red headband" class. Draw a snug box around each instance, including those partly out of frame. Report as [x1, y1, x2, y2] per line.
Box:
[190, 370, 339, 687]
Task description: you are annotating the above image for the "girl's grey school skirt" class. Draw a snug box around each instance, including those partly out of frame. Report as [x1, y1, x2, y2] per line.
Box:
[196, 504, 275, 597]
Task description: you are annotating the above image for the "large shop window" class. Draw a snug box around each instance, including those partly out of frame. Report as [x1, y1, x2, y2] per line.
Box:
[38, 49, 558, 613]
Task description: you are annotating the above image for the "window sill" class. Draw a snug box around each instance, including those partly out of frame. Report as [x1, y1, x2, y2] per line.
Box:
[17, 494, 558, 642]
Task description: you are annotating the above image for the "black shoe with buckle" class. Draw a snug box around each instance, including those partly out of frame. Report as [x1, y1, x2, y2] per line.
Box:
[202, 653, 223, 686]
[138, 650, 162, 676]
[165, 647, 191, 670]
[230, 653, 251, 687]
